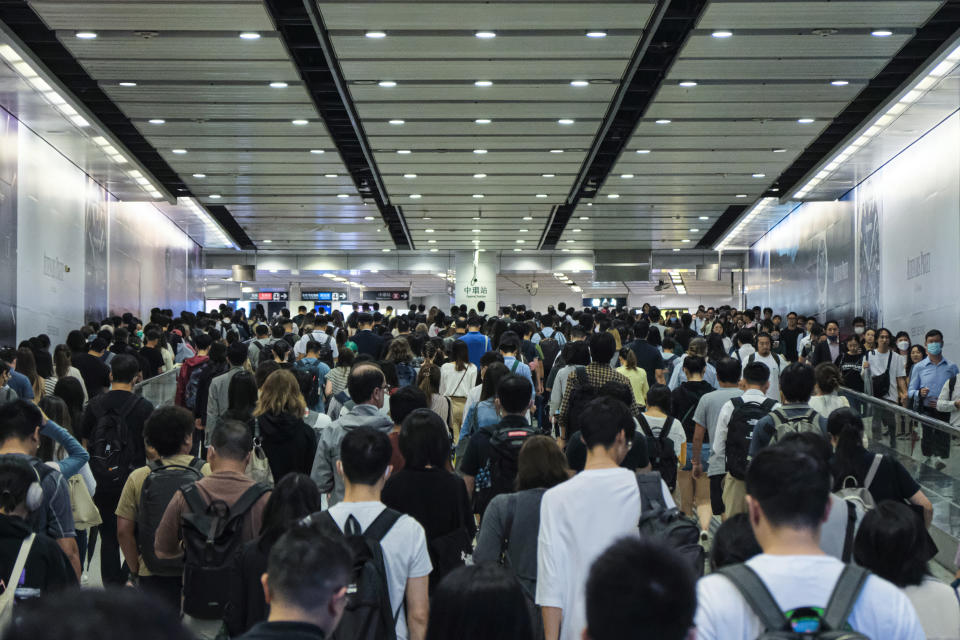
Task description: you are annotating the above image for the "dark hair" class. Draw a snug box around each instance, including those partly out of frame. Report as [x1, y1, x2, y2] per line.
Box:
[0, 401, 42, 444]
[208, 341, 228, 365]
[399, 409, 451, 469]
[586, 538, 696, 640]
[682, 355, 706, 375]
[225, 370, 258, 421]
[109, 354, 140, 384]
[566, 341, 591, 367]
[715, 357, 741, 384]
[254, 360, 281, 389]
[826, 407, 866, 491]
[389, 386, 428, 426]
[479, 351, 504, 369]
[779, 363, 815, 403]
[645, 384, 671, 411]
[266, 527, 352, 614]
[498, 331, 520, 354]
[339, 427, 392, 485]
[194, 333, 214, 351]
[52, 377, 84, 427]
[580, 396, 635, 449]
[618, 347, 637, 370]
[588, 332, 616, 363]
[144, 405, 195, 457]
[0, 454, 39, 512]
[814, 363, 843, 394]
[378, 361, 399, 388]
[347, 364, 386, 404]
[746, 446, 830, 531]
[497, 374, 532, 414]
[925, 329, 943, 342]
[710, 513, 762, 571]
[516, 435, 570, 491]
[853, 501, 930, 588]
[742, 361, 770, 386]
[472, 362, 506, 403]
[426, 564, 532, 640]
[226, 342, 248, 366]
[736, 329, 755, 347]
[259, 473, 322, 548]
[451, 340, 469, 371]
[210, 419, 253, 461]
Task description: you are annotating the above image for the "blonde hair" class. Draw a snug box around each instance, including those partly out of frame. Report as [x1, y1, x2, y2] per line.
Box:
[608, 328, 622, 350]
[254, 369, 306, 417]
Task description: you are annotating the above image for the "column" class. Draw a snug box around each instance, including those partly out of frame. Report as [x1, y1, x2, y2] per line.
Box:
[454, 250, 497, 313]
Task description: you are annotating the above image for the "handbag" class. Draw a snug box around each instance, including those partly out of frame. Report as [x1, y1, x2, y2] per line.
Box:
[445, 367, 471, 442]
[68, 474, 102, 530]
[246, 419, 275, 487]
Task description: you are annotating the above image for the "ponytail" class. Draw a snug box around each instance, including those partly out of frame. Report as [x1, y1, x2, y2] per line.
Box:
[619, 347, 637, 371]
[827, 407, 866, 490]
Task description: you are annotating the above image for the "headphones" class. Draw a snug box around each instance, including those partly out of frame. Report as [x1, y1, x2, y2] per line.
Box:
[25, 466, 43, 512]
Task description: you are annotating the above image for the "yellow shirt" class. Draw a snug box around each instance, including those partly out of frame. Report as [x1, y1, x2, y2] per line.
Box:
[115, 454, 211, 576]
[616, 366, 650, 406]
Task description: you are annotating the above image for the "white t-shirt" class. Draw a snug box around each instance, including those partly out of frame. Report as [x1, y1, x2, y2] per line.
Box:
[863, 349, 906, 401]
[327, 501, 433, 640]
[536, 468, 642, 640]
[744, 352, 783, 401]
[695, 554, 924, 640]
[642, 414, 685, 460]
[294, 330, 338, 359]
[439, 362, 477, 397]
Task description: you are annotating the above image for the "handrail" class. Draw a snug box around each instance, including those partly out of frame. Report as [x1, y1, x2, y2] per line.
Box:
[133, 366, 179, 393]
[838, 387, 960, 437]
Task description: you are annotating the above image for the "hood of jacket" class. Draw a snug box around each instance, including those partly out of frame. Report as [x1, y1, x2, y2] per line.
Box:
[257, 411, 304, 438]
[184, 354, 208, 368]
[333, 403, 394, 433]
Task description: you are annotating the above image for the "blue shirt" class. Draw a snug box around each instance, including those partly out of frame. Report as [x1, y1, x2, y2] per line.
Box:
[7, 370, 34, 400]
[908, 356, 959, 410]
[293, 357, 331, 413]
[667, 355, 718, 390]
[461, 398, 499, 440]
[460, 331, 491, 368]
[503, 356, 535, 400]
[532, 327, 567, 348]
[749, 404, 829, 458]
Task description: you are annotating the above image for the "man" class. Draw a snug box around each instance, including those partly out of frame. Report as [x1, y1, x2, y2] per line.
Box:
[155, 421, 271, 639]
[909, 329, 959, 469]
[312, 364, 394, 506]
[139, 330, 164, 380]
[0, 347, 34, 400]
[691, 357, 743, 524]
[545, 326, 587, 392]
[247, 324, 273, 370]
[627, 320, 665, 385]
[810, 320, 842, 366]
[851, 316, 867, 338]
[499, 332, 534, 391]
[648, 307, 668, 339]
[205, 342, 249, 446]
[460, 316, 491, 368]
[733, 329, 756, 364]
[460, 375, 537, 517]
[537, 396, 642, 640]
[744, 333, 783, 401]
[294, 316, 338, 362]
[712, 362, 778, 519]
[0, 401, 81, 579]
[351, 313, 384, 359]
[116, 406, 209, 610]
[670, 355, 715, 530]
[674, 313, 697, 352]
[235, 527, 350, 640]
[293, 341, 332, 414]
[749, 362, 827, 457]
[584, 538, 696, 640]
[175, 333, 212, 407]
[668, 337, 718, 390]
[778, 312, 802, 362]
[70, 334, 111, 398]
[319, 428, 430, 640]
[694, 445, 923, 639]
[292, 305, 308, 328]
[556, 332, 638, 446]
[692, 307, 708, 335]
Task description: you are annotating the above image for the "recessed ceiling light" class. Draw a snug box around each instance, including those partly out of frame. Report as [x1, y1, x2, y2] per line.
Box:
[672, 248, 680, 252]
[798, 118, 815, 124]
[871, 29, 893, 37]
[472, 216, 481, 220]
[269, 81, 288, 88]
[773, 148, 787, 153]
[118, 81, 137, 87]
[192, 173, 206, 178]
[378, 80, 397, 87]
[585, 31, 607, 38]
[473, 173, 487, 178]
[620, 174, 634, 179]
[364, 216, 375, 221]
[682, 239, 691, 243]
[830, 80, 849, 86]
[636, 149, 651, 154]
[239, 32, 261, 40]
[472, 228, 481, 233]
[711, 30, 733, 38]
[579, 216, 589, 221]
[337, 193, 350, 198]
[474, 80, 493, 87]
[397, 149, 412, 154]
[520, 228, 529, 232]
[292, 119, 309, 126]
[324, 173, 337, 178]
[429, 248, 439, 252]
[472, 194, 484, 199]
[365, 31, 387, 38]
[570, 80, 589, 87]
[558, 118, 575, 125]
[699, 216, 709, 220]
[607, 193, 620, 199]
[475, 118, 491, 124]
[381, 248, 391, 252]
[535, 193, 548, 198]
[561, 248, 571, 252]
[475, 31, 496, 39]
[75, 31, 98, 39]
[171, 149, 187, 154]
[388, 119, 404, 125]
[679, 81, 698, 87]
[425, 228, 435, 233]
[522, 216, 533, 221]
[586, 202, 592, 206]
[209, 194, 221, 199]
[262, 239, 272, 243]
[689, 228, 699, 232]
[572, 228, 582, 233]
[542, 173, 555, 178]
[736, 194, 748, 198]
[516, 239, 525, 244]
[428, 239, 437, 244]
[403, 173, 417, 179]
[752, 173, 766, 178]
[566, 239, 575, 243]
[148, 119, 165, 124]
[514, 248, 522, 252]
[309, 149, 325, 154]
[655, 119, 671, 124]
[550, 149, 564, 153]
[473, 149, 488, 154]
[409, 194, 422, 199]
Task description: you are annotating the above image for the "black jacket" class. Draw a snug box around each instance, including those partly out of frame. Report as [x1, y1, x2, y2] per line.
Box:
[0, 514, 76, 596]
[257, 412, 318, 483]
[811, 340, 843, 367]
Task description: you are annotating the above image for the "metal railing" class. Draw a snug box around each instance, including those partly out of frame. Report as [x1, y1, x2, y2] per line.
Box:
[134, 367, 179, 407]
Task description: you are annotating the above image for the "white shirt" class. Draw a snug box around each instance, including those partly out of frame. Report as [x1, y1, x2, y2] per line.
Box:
[536, 468, 642, 640]
[439, 362, 477, 397]
[713, 389, 780, 463]
[695, 554, 925, 640]
[864, 349, 906, 402]
[808, 392, 850, 418]
[642, 414, 685, 460]
[903, 577, 960, 640]
[736, 343, 756, 363]
[294, 330, 338, 360]
[743, 352, 782, 401]
[937, 375, 960, 427]
[327, 501, 433, 640]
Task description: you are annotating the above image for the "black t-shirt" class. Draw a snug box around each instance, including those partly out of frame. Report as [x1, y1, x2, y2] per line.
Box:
[236, 621, 327, 640]
[382, 468, 475, 545]
[79, 390, 153, 488]
[670, 380, 715, 442]
[71, 352, 111, 398]
[565, 428, 650, 472]
[460, 416, 531, 514]
[0, 514, 76, 596]
[854, 449, 920, 504]
[674, 328, 697, 352]
[138, 346, 164, 379]
[840, 352, 864, 391]
[352, 330, 385, 359]
[628, 340, 665, 385]
[779, 327, 802, 361]
[521, 339, 539, 365]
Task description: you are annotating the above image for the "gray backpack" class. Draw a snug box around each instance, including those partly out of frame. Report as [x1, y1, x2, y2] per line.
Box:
[769, 409, 822, 445]
[136, 457, 205, 575]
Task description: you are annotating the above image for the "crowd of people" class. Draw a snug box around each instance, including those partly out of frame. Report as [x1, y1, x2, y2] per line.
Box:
[0, 300, 956, 640]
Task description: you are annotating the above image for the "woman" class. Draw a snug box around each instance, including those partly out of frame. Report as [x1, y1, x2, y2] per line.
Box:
[809, 363, 851, 418]
[439, 340, 476, 434]
[828, 408, 933, 527]
[861, 328, 877, 353]
[838, 335, 865, 393]
[16, 346, 44, 400]
[222, 370, 258, 432]
[382, 409, 474, 593]
[270, 340, 292, 368]
[417, 364, 451, 427]
[43, 344, 88, 402]
[864, 328, 909, 438]
[706, 321, 731, 362]
[549, 342, 591, 423]
[616, 347, 649, 407]
[227, 473, 322, 637]
[426, 564, 533, 640]
[895, 331, 913, 358]
[474, 436, 570, 640]
[709, 513, 761, 571]
[854, 501, 958, 640]
[324, 348, 353, 399]
[253, 369, 318, 483]
[461, 362, 510, 444]
[385, 338, 417, 388]
[906, 344, 927, 389]
[52, 377, 86, 431]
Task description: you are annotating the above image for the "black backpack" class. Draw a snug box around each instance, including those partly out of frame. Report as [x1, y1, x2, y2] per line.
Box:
[88, 394, 143, 492]
[136, 457, 205, 576]
[310, 332, 335, 369]
[294, 359, 322, 409]
[478, 424, 538, 513]
[536, 331, 561, 379]
[725, 397, 778, 480]
[302, 509, 403, 640]
[184, 361, 209, 411]
[635, 471, 704, 576]
[180, 482, 271, 620]
[637, 414, 679, 491]
[718, 563, 870, 639]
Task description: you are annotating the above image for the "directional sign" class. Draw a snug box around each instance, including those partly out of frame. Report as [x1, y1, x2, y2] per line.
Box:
[242, 290, 288, 301]
[362, 290, 410, 302]
[302, 291, 348, 301]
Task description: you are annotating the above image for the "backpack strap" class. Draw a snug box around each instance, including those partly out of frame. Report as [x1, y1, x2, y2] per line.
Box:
[500, 494, 516, 559]
[636, 413, 654, 439]
[188, 457, 206, 473]
[362, 507, 403, 542]
[951, 374, 958, 397]
[747, 352, 756, 365]
[181, 483, 208, 516]
[717, 564, 790, 632]
[769, 409, 787, 427]
[575, 365, 588, 386]
[760, 398, 777, 412]
[822, 565, 871, 632]
[227, 483, 271, 521]
[510, 359, 521, 373]
[730, 396, 745, 411]
[635, 471, 665, 512]
[0, 533, 35, 611]
[863, 453, 882, 490]
[117, 391, 143, 418]
[659, 417, 674, 443]
[841, 500, 857, 563]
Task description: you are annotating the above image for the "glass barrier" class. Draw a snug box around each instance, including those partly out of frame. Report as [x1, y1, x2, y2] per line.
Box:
[838, 387, 960, 568]
[134, 367, 180, 408]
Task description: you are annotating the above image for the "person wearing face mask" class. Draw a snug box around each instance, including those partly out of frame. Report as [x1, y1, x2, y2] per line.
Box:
[810, 320, 843, 367]
[895, 332, 912, 358]
[852, 317, 867, 338]
[907, 329, 959, 470]
[863, 328, 908, 440]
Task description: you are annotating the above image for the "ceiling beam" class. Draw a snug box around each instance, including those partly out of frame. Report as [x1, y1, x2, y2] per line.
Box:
[0, 1, 255, 250]
[262, 0, 413, 250]
[538, 0, 710, 250]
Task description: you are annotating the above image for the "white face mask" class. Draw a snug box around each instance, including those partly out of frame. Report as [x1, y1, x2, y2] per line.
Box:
[897, 340, 910, 351]
[854, 326, 865, 335]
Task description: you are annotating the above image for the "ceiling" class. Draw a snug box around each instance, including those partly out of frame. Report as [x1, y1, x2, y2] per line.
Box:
[16, 0, 954, 254]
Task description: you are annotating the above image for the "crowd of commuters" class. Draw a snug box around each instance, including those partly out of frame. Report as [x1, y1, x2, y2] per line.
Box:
[0, 300, 955, 640]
